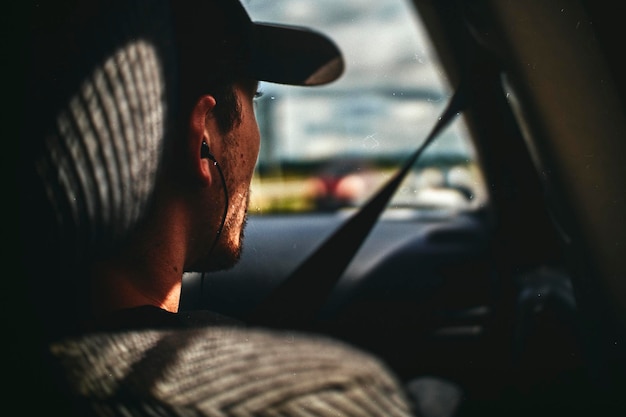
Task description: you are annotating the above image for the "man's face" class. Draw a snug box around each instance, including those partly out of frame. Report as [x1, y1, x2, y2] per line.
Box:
[206, 80, 261, 270]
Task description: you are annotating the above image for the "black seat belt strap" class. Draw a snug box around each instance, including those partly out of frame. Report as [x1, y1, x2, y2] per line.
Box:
[250, 85, 467, 328]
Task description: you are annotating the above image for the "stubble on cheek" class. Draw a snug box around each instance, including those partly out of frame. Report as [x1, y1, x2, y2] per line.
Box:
[230, 188, 250, 246]
[217, 187, 250, 267]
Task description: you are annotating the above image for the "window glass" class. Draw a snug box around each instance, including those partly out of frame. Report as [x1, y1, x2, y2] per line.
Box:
[243, 0, 487, 214]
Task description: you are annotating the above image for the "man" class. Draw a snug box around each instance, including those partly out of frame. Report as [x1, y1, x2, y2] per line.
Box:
[19, 0, 416, 415]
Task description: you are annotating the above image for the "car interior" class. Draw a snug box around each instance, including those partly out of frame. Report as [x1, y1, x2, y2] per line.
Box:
[179, 0, 626, 415]
[14, 0, 626, 415]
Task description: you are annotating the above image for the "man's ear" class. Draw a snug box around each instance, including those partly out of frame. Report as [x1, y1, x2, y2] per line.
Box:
[188, 95, 218, 186]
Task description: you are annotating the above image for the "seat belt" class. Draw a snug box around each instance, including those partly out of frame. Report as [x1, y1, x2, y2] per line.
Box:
[249, 84, 467, 329]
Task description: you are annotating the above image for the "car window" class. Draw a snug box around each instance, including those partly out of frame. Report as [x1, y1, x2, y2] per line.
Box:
[243, 0, 487, 215]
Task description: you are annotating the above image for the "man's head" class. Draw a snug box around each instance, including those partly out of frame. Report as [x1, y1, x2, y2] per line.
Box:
[20, 0, 343, 331]
[22, 0, 343, 266]
[160, 1, 344, 272]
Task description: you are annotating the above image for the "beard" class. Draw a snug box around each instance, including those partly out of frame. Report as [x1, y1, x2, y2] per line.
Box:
[200, 188, 250, 272]
[206, 212, 248, 271]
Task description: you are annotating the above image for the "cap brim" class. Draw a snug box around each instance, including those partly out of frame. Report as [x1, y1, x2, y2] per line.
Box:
[247, 23, 344, 86]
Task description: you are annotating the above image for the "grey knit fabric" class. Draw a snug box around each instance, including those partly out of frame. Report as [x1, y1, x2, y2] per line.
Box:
[35, 39, 165, 263]
[21, 0, 175, 272]
[51, 326, 415, 417]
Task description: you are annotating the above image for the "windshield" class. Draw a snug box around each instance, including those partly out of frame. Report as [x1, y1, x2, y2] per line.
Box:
[244, 0, 486, 214]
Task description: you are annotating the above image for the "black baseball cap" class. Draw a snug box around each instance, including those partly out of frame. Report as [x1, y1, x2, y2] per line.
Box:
[171, 0, 345, 86]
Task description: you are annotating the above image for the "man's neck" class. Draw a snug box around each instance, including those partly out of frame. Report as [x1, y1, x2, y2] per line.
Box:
[88, 204, 189, 320]
[89, 255, 183, 318]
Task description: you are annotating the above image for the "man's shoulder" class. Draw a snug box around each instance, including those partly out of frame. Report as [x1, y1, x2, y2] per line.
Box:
[51, 326, 414, 416]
